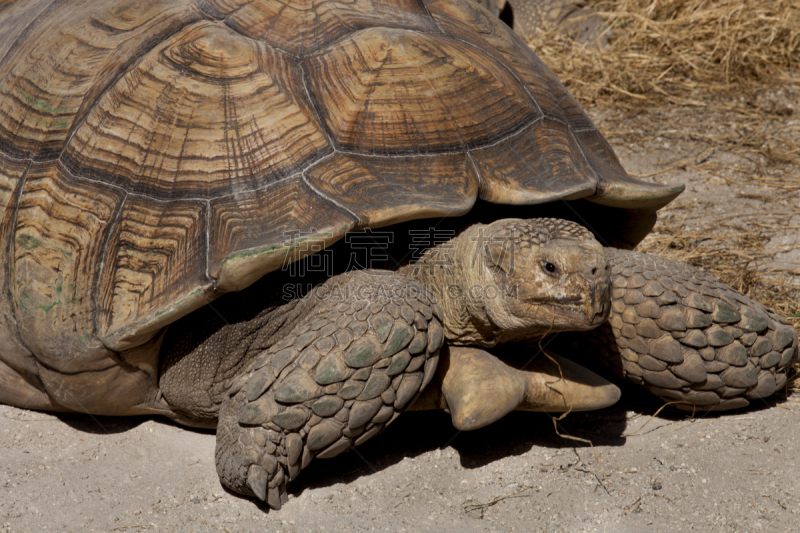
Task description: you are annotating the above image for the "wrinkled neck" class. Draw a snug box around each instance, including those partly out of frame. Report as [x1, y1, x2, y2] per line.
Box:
[399, 225, 503, 346]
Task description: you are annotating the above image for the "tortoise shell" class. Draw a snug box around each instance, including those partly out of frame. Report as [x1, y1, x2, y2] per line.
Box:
[0, 0, 680, 411]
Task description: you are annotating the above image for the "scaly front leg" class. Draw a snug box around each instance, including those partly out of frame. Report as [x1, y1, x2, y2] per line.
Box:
[215, 270, 443, 508]
[588, 248, 797, 410]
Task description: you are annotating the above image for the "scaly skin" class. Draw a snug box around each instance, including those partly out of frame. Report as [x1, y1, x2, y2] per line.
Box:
[587, 248, 797, 410]
[215, 270, 443, 508]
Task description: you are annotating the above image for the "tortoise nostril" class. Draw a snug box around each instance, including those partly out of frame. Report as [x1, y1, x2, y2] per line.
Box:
[591, 267, 598, 276]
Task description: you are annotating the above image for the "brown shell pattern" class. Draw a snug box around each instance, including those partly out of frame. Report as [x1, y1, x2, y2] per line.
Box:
[0, 0, 681, 357]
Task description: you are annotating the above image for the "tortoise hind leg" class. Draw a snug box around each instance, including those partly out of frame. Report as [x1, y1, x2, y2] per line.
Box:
[585, 248, 797, 410]
[506, 0, 611, 46]
[0, 358, 65, 412]
[215, 270, 443, 508]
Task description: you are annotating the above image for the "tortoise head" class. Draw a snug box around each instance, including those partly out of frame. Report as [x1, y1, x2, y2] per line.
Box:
[411, 218, 611, 346]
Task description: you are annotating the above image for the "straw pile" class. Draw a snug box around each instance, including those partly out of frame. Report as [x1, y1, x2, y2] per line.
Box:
[524, 0, 800, 392]
[528, 0, 800, 107]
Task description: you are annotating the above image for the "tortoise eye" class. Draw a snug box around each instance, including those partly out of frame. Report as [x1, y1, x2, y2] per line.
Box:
[542, 261, 558, 277]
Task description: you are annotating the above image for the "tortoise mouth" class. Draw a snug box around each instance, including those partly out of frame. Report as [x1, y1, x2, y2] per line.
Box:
[534, 300, 607, 329]
[524, 295, 583, 304]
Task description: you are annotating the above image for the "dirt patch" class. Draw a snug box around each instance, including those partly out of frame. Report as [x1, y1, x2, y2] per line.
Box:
[2, 1, 800, 532]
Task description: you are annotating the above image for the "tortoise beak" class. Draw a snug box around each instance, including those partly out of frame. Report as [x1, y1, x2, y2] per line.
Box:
[585, 279, 611, 326]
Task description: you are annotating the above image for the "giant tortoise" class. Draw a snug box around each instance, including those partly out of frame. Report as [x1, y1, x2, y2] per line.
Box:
[0, 0, 795, 509]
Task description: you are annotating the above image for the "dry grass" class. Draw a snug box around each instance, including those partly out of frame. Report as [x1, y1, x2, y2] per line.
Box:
[527, 0, 800, 176]
[523, 0, 800, 389]
[528, 0, 800, 107]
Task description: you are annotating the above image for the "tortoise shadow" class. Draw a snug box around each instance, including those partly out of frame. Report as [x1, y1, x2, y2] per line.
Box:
[291, 384, 789, 497]
[54, 410, 215, 436]
[52, 412, 147, 435]
[291, 405, 630, 496]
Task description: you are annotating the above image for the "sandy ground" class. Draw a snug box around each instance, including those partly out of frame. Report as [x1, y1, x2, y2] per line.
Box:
[2, 85, 799, 533]
[2, 399, 799, 532]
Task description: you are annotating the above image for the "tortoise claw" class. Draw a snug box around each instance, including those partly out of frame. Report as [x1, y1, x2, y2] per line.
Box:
[247, 465, 268, 501]
[267, 485, 282, 510]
